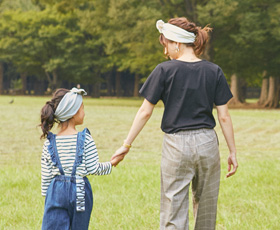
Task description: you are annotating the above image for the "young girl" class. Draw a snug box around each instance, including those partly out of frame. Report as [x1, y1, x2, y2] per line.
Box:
[40, 88, 122, 230]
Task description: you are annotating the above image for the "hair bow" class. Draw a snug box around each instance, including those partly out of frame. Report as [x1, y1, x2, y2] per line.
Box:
[71, 87, 87, 96]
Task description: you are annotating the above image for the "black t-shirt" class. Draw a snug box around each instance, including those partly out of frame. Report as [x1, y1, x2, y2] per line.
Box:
[139, 59, 233, 133]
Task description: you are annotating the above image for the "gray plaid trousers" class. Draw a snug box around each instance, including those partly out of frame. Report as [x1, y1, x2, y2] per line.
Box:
[160, 129, 220, 230]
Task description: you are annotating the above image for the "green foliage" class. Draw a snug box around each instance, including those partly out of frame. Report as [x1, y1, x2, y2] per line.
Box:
[104, 0, 164, 75]
[79, 0, 165, 78]
[31, 0, 90, 12]
[0, 4, 106, 87]
[197, 0, 280, 85]
[0, 0, 39, 12]
[0, 0, 279, 91]
[10, 78, 22, 90]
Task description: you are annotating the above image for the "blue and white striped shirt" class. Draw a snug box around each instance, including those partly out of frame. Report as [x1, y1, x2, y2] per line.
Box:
[41, 133, 112, 197]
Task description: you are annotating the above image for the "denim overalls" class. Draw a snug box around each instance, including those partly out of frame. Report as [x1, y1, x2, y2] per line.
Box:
[42, 128, 93, 230]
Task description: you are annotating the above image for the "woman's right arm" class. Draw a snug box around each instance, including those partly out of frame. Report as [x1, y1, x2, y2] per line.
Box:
[111, 99, 155, 162]
[216, 104, 238, 178]
[124, 99, 155, 146]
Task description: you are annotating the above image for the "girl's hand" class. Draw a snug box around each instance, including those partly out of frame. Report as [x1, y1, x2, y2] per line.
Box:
[110, 146, 130, 167]
[111, 154, 125, 167]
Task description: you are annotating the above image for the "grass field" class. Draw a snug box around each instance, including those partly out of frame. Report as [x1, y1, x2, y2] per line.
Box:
[0, 96, 279, 230]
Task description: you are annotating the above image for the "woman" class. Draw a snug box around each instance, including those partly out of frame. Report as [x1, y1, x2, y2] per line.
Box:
[112, 17, 238, 230]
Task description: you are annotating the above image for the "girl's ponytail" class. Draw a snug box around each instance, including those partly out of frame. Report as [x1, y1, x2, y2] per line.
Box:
[40, 100, 56, 139]
[40, 88, 70, 139]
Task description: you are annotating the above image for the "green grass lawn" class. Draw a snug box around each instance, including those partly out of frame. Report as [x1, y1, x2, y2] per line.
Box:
[0, 96, 279, 230]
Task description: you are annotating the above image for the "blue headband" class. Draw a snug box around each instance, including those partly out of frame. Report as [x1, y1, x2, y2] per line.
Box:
[54, 87, 87, 122]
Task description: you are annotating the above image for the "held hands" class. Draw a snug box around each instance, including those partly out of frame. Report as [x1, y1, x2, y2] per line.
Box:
[110, 153, 125, 167]
[226, 153, 238, 178]
[110, 146, 130, 167]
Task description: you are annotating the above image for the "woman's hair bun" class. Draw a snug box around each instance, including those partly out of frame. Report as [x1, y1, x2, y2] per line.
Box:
[165, 17, 212, 56]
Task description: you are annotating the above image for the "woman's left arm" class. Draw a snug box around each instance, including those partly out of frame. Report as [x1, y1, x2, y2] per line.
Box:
[111, 99, 155, 161]
[216, 104, 238, 177]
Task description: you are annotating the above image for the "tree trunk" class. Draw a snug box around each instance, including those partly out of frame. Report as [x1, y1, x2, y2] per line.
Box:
[52, 69, 58, 89]
[116, 71, 121, 97]
[34, 79, 46, 95]
[45, 71, 52, 87]
[258, 71, 268, 105]
[20, 72, 27, 95]
[229, 74, 242, 104]
[184, 0, 197, 21]
[0, 62, 3, 94]
[239, 78, 246, 103]
[106, 72, 113, 96]
[92, 82, 101, 98]
[45, 70, 58, 89]
[275, 79, 280, 108]
[264, 76, 279, 108]
[133, 74, 139, 97]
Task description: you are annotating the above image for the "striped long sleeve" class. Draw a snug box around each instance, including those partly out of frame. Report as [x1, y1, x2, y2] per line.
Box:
[40, 132, 112, 197]
[41, 140, 53, 197]
[84, 134, 112, 175]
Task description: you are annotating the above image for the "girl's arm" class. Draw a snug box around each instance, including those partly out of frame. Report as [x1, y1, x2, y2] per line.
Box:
[216, 104, 238, 177]
[41, 142, 53, 196]
[85, 134, 112, 175]
[111, 99, 155, 161]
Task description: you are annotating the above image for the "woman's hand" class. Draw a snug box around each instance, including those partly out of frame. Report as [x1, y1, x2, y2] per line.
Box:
[226, 153, 238, 178]
[111, 153, 125, 167]
[110, 146, 130, 167]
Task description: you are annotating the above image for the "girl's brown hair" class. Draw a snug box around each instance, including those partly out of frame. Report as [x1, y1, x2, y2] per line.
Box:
[40, 88, 70, 139]
[159, 17, 212, 56]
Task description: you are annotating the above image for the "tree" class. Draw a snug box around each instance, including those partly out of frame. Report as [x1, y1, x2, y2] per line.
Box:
[0, 0, 39, 94]
[0, 5, 105, 94]
[198, 0, 280, 107]
[83, 0, 165, 97]
[0, 0, 278, 101]
[106, 0, 164, 96]
[0, 62, 3, 94]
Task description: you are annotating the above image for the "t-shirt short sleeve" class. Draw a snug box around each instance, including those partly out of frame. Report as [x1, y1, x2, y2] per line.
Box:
[139, 64, 165, 105]
[214, 68, 233, 106]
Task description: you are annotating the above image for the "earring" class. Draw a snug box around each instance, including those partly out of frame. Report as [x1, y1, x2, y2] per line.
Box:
[164, 47, 168, 55]
[175, 46, 179, 52]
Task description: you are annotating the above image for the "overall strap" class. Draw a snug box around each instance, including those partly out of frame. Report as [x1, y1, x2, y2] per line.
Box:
[47, 132, 65, 176]
[71, 128, 90, 176]
[71, 128, 90, 212]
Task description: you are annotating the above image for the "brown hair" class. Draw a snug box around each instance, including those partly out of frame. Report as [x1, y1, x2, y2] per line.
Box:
[40, 88, 70, 139]
[159, 17, 212, 56]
